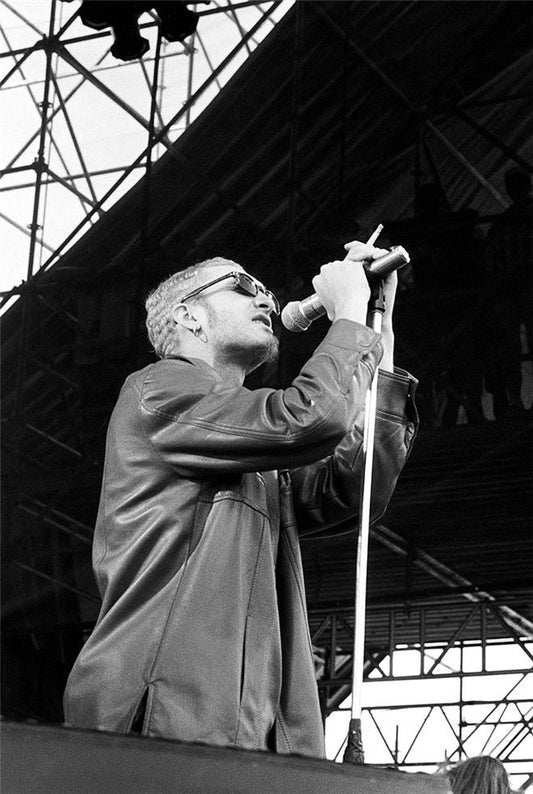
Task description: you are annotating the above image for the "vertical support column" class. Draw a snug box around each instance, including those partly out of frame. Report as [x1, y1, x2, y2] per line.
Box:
[481, 601, 487, 672]
[389, 609, 395, 677]
[185, 34, 196, 129]
[459, 643, 465, 759]
[27, 0, 57, 282]
[419, 606, 426, 676]
[13, 1, 58, 500]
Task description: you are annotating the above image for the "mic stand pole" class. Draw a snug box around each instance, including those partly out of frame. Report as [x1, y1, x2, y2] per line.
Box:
[343, 279, 386, 765]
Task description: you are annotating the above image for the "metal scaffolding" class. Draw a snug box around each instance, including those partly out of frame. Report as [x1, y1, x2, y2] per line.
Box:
[313, 600, 533, 780]
[0, 0, 291, 305]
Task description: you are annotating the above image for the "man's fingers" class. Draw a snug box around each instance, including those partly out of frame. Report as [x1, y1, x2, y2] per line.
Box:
[343, 240, 389, 261]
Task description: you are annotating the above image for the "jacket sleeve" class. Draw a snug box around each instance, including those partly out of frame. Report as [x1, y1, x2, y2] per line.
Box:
[139, 320, 384, 476]
[288, 368, 418, 537]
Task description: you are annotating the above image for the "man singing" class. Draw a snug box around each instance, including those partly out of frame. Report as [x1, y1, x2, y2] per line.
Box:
[63, 241, 418, 757]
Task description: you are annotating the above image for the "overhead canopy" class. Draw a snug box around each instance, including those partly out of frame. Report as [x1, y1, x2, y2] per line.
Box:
[3, 0, 532, 296]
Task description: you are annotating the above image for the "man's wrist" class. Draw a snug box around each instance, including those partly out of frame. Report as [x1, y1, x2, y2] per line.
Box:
[332, 307, 369, 325]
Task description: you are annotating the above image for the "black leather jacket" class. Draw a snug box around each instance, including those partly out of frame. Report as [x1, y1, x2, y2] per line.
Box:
[63, 320, 418, 757]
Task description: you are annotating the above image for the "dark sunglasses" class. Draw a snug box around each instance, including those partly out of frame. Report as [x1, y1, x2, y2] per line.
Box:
[180, 271, 280, 314]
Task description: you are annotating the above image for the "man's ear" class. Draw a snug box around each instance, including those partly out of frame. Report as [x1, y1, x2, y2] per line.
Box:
[172, 303, 199, 332]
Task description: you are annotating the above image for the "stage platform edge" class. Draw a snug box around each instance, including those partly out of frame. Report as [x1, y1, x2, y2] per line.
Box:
[1, 720, 450, 793]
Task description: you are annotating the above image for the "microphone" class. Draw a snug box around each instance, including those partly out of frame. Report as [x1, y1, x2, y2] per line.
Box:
[280, 246, 410, 332]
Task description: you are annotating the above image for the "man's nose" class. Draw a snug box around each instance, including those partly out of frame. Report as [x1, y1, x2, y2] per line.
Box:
[254, 290, 275, 314]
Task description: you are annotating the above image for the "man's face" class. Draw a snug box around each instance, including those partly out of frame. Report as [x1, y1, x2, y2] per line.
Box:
[189, 264, 280, 373]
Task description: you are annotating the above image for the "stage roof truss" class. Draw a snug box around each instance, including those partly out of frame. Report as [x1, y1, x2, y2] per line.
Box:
[0, 0, 292, 305]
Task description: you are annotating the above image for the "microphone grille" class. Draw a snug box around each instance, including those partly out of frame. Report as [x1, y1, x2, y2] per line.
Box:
[280, 301, 311, 332]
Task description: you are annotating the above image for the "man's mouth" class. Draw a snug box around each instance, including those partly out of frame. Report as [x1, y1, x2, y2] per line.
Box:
[252, 314, 273, 332]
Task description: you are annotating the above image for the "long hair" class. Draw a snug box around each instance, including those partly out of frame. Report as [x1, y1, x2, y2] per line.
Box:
[447, 755, 511, 794]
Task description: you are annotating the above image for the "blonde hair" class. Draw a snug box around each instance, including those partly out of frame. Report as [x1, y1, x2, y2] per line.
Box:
[145, 257, 239, 358]
[447, 756, 511, 794]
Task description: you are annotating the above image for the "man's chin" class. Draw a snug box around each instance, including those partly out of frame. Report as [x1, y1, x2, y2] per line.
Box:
[245, 335, 280, 374]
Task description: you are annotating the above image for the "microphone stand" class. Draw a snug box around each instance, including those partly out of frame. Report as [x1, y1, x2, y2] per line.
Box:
[343, 279, 386, 765]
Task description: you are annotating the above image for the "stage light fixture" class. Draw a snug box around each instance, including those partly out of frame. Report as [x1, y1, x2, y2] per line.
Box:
[67, 1, 199, 61]
[152, 2, 199, 43]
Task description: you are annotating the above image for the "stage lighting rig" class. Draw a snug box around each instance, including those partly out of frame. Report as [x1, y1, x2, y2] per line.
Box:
[64, 1, 200, 61]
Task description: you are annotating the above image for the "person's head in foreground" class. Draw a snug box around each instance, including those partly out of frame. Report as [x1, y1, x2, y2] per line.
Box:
[447, 755, 511, 794]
